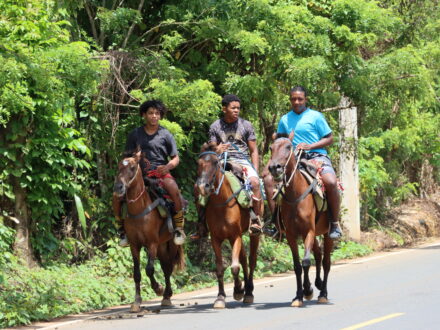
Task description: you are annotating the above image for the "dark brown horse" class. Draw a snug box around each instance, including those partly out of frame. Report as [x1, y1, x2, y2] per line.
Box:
[195, 143, 260, 308]
[113, 151, 185, 312]
[268, 135, 333, 307]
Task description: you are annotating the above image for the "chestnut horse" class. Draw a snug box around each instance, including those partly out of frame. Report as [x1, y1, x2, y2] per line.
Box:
[268, 135, 333, 307]
[113, 151, 185, 312]
[196, 143, 260, 308]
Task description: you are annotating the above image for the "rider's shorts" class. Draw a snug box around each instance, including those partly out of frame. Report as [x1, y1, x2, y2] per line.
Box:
[303, 152, 336, 176]
[230, 159, 259, 179]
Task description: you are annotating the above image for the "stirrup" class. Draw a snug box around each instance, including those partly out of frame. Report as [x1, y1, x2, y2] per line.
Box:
[249, 219, 262, 236]
[174, 228, 186, 245]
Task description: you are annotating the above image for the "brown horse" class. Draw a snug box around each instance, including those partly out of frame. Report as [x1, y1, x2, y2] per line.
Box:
[195, 143, 260, 309]
[268, 134, 333, 307]
[113, 151, 185, 312]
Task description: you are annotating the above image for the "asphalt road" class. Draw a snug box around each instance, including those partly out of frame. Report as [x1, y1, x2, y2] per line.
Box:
[43, 240, 440, 330]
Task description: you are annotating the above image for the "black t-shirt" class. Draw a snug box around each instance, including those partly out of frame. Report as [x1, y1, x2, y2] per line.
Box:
[208, 118, 256, 161]
[125, 126, 178, 169]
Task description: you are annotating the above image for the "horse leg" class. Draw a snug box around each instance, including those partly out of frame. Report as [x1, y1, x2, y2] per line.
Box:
[244, 234, 259, 304]
[212, 237, 226, 309]
[286, 232, 303, 307]
[313, 238, 323, 290]
[158, 244, 173, 307]
[318, 234, 333, 303]
[230, 236, 244, 301]
[302, 230, 315, 301]
[146, 244, 164, 296]
[130, 245, 142, 313]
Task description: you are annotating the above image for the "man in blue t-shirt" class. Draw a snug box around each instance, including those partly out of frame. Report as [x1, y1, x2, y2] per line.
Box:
[263, 86, 342, 239]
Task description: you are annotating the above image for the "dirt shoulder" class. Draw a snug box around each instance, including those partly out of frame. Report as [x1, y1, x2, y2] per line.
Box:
[360, 194, 440, 250]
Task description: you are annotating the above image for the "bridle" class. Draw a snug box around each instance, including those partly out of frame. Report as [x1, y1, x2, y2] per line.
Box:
[272, 139, 303, 203]
[198, 151, 227, 195]
[272, 138, 303, 189]
[123, 161, 146, 204]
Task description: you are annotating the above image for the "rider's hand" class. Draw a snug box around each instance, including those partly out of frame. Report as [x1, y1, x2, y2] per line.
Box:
[216, 143, 230, 154]
[156, 164, 170, 175]
[296, 143, 312, 151]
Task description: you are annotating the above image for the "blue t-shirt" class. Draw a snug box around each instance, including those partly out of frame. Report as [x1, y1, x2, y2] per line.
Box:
[277, 108, 332, 155]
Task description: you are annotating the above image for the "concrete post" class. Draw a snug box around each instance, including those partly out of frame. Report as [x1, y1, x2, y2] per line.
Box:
[338, 97, 361, 240]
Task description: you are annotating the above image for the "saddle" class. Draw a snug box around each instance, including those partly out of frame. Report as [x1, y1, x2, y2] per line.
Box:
[298, 159, 327, 212]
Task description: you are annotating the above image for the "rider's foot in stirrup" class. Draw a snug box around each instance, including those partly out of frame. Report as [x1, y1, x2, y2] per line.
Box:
[174, 228, 186, 245]
[329, 222, 342, 240]
[119, 233, 129, 247]
[249, 221, 262, 236]
[190, 223, 208, 241]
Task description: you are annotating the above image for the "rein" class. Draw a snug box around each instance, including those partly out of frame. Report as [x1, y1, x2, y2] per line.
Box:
[126, 164, 146, 204]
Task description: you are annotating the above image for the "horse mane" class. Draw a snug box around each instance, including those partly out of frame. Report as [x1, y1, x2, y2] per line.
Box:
[200, 141, 217, 153]
[275, 133, 290, 140]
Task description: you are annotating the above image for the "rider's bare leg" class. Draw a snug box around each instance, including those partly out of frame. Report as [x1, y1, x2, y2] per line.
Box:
[321, 172, 342, 239]
[162, 178, 186, 245]
[249, 176, 263, 235]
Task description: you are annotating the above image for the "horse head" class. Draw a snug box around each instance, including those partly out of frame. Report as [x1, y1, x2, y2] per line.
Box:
[196, 142, 220, 197]
[268, 131, 295, 182]
[114, 150, 142, 197]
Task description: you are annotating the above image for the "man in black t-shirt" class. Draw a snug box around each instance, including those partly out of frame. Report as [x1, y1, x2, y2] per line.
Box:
[113, 100, 186, 246]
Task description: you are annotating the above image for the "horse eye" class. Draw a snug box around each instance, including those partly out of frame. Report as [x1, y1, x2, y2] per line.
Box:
[286, 145, 291, 150]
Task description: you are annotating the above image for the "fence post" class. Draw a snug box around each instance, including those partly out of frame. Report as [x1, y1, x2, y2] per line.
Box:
[338, 97, 361, 240]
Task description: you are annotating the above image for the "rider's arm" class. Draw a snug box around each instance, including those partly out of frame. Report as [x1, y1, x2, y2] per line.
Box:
[248, 139, 259, 173]
[297, 133, 333, 151]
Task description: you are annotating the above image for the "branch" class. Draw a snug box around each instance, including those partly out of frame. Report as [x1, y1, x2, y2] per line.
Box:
[122, 0, 145, 48]
[102, 97, 139, 108]
[394, 74, 417, 80]
[5, 215, 20, 224]
[320, 105, 353, 112]
[84, 1, 98, 42]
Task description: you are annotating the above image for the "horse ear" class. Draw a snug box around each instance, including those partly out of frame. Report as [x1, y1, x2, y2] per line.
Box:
[134, 148, 142, 161]
[200, 143, 209, 152]
[289, 130, 295, 141]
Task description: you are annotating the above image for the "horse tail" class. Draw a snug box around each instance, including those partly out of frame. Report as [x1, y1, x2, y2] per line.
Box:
[174, 244, 186, 272]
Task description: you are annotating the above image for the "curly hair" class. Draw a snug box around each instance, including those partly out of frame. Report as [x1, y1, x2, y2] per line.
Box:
[139, 99, 168, 118]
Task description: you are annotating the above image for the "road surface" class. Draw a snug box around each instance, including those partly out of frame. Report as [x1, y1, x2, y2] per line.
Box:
[29, 240, 440, 330]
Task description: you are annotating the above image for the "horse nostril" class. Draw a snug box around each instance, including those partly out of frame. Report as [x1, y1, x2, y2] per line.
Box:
[204, 183, 210, 189]
[114, 182, 123, 193]
[276, 164, 282, 169]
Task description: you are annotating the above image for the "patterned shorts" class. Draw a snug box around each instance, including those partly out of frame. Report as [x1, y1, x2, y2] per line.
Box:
[303, 152, 336, 176]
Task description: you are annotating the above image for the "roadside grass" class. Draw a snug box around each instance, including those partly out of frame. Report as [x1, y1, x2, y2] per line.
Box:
[0, 237, 371, 328]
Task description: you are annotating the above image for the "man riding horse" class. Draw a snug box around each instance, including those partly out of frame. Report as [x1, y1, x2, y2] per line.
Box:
[113, 99, 186, 246]
[191, 94, 263, 239]
[262, 86, 342, 239]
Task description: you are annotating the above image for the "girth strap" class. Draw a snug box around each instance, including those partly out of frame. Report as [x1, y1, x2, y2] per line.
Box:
[127, 198, 161, 219]
[280, 179, 318, 206]
[214, 186, 244, 207]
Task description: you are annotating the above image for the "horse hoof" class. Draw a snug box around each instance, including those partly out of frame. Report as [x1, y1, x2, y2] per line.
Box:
[302, 259, 311, 268]
[243, 295, 254, 304]
[130, 303, 141, 313]
[318, 296, 329, 304]
[291, 299, 303, 307]
[304, 290, 313, 301]
[161, 298, 172, 306]
[233, 292, 244, 301]
[155, 285, 164, 296]
[213, 298, 226, 309]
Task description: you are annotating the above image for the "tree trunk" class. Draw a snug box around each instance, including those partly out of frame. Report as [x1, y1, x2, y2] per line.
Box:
[12, 175, 37, 267]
